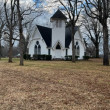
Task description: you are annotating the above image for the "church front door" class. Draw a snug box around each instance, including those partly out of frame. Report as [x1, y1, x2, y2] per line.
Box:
[55, 50, 62, 58]
[55, 42, 62, 58]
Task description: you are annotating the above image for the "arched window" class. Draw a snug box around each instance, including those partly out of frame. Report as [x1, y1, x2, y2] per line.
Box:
[38, 45, 41, 55]
[36, 41, 39, 45]
[56, 43, 61, 49]
[66, 49, 68, 56]
[56, 20, 62, 27]
[48, 49, 51, 55]
[76, 41, 78, 45]
[75, 41, 80, 56]
[59, 20, 62, 27]
[34, 45, 37, 54]
[77, 46, 80, 56]
[34, 41, 41, 55]
[56, 20, 58, 27]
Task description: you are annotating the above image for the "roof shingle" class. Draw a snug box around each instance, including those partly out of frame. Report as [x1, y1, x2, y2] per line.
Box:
[51, 10, 67, 20]
[65, 26, 78, 48]
[37, 25, 52, 47]
[37, 25, 78, 48]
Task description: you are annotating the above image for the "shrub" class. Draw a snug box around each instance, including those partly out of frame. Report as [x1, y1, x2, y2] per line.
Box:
[46, 55, 52, 60]
[33, 54, 42, 60]
[83, 56, 90, 60]
[41, 54, 46, 60]
[37, 55, 41, 60]
[23, 54, 31, 60]
[33, 54, 52, 60]
[65, 55, 72, 61]
[33, 54, 38, 60]
[75, 56, 79, 60]
[65, 56, 68, 60]
[65, 55, 79, 61]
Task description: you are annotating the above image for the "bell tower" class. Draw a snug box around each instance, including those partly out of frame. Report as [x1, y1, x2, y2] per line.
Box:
[50, 10, 67, 48]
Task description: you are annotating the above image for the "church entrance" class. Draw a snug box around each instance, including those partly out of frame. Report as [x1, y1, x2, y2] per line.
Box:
[55, 42, 62, 58]
[55, 50, 62, 58]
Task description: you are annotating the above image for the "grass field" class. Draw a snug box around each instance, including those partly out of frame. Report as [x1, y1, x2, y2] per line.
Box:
[0, 58, 110, 110]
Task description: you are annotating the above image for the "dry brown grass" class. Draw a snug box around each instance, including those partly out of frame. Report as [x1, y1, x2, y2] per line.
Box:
[0, 58, 110, 110]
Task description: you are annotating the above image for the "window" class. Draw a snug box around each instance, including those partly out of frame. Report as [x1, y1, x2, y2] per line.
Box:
[76, 41, 78, 45]
[56, 20, 58, 27]
[38, 45, 41, 55]
[75, 41, 80, 56]
[34, 41, 41, 55]
[36, 41, 39, 45]
[66, 49, 68, 56]
[34, 45, 37, 54]
[48, 49, 51, 55]
[59, 21, 62, 27]
[77, 46, 80, 56]
[56, 20, 62, 27]
[56, 43, 61, 49]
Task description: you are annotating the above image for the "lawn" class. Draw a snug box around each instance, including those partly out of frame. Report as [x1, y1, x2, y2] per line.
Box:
[0, 58, 110, 110]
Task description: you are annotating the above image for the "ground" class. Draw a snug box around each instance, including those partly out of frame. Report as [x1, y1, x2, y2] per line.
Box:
[0, 58, 110, 110]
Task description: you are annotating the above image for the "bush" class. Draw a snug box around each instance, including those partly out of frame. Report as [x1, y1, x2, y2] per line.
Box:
[65, 55, 79, 61]
[23, 54, 31, 60]
[41, 54, 46, 60]
[33, 54, 38, 60]
[75, 56, 79, 60]
[83, 56, 90, 60]
[37, 55, 41, 60]
[33, 54, 52, 60]
[46, 55, 52, 60]
[65, 55, 72, 61]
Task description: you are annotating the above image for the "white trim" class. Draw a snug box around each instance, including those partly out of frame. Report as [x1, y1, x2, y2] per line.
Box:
[53, 40, 64, 49]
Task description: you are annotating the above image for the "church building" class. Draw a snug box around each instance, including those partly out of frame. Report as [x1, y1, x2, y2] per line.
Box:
[28, 10, 86, 59]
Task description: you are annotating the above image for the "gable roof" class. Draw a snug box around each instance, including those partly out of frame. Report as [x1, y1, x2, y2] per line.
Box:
[37, 25, 78, 48]
[51, 9, 67, 20]
[65, 26, 79, 48]
[37, 25, 52, 47]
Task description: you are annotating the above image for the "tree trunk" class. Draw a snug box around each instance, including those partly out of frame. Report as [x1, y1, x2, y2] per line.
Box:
[71, 26, 75, 62]
[0, 43, 1, 60]
[103, 22, 109, 66]
[17, 0, 24, 66]
[95, 43, 99, 58]
[0, 32, 1, 60]
[8, 31, 13, 63]
[8, 44, 13, 62]
[19, 36, 24, 66]
[24, 37, 29, 54]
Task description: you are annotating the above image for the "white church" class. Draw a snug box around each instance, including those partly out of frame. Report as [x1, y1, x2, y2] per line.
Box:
[28, 10, 86, 59]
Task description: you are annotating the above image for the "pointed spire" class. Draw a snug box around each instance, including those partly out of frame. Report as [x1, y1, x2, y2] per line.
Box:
[51, 9, 67, 20]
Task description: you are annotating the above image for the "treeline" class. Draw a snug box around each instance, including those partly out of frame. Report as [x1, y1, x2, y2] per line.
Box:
[0, 0, 42, 65]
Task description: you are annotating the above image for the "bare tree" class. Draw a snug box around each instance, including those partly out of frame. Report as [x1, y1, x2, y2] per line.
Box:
[4, 0, 16, 62]
[85, 0, 110, 65]
[82, 15, 102, 58]
[15, 0, 43, 65]
[23, 21, 33, 54]
[86, 43, 96, 57]
[0, 6, 5, 60]
[59, 0, 83, 62]
[0, 25, 4, 60]
[23, 11, 42, 55]
[16, 0, 24, 65]
[1, 40, 9, 57]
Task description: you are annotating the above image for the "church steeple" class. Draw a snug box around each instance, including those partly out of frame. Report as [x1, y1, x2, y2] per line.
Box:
[50, 9, 67, 21]
[51, 9, 66, 48]
[50, 10, 67, 28]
